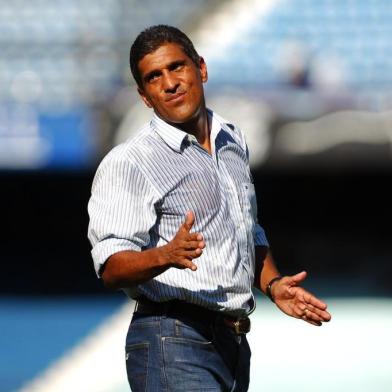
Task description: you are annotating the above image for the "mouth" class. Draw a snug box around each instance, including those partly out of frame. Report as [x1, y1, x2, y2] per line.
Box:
[165, 91, 186, 104]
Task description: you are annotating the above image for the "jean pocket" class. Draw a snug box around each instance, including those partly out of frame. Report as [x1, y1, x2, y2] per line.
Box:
[162, 337, 219, 391]
[175, 318, 214, 343]
[125, 342, 149, 392]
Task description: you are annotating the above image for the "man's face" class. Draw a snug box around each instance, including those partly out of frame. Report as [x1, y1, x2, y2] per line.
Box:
[137, 42, 208, 124]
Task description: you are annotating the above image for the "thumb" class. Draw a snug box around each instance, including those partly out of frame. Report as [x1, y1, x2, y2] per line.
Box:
[182, 211, 195, 232]
[289, 270, 307, 286]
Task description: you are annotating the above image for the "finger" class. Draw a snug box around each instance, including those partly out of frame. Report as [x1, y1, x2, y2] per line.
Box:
[293, 305, 306, 318]
[303, 292, 328, 311]
[289, 270, 307, 285]
[189, 248, 203, 257]
[304, 303, 332, 322]
[187, 260, 197, 271]
[292, 287, 327, 310]
[291, 288, 332, 322]
[294, 303, 321, 322]
[182, 211, 195, 232]
[305, 309, 323, 323]
[187, 233, 203, 242]
[180, 248, 203, 260]
[322, 310, 331, 321]
[174, 258, 198, 271]
[302, 315, 322, 327]
[182, 240, 205, 250]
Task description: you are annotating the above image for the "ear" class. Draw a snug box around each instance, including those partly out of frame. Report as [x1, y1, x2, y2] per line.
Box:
[199, 57, 208, 83]
[137, 87, 153, 108]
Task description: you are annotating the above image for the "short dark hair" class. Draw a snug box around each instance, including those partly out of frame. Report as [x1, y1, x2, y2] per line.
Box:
[130, 25, 200, 88]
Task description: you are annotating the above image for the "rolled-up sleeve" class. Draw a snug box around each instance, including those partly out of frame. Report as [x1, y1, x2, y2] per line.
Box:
[254, 223, 269, 247]
[87, 150, 159, 276]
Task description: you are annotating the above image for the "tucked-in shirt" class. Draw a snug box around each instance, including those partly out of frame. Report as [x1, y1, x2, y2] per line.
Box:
[88, 109, 269, 317]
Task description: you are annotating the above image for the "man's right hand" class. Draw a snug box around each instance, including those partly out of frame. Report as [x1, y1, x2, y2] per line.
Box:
[160, 211, 205, 271]
[102, 211, 205, 289]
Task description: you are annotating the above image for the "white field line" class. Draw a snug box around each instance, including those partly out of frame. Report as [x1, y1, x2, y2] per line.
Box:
[17, 298, 392, 392]
[18, 301, 135, 392]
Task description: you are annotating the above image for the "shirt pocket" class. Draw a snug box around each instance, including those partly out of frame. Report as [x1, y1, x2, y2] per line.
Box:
[241, 182, 257, 227]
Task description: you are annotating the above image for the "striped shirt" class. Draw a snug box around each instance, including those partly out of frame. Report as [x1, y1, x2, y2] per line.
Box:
[88, 109, 269, 317]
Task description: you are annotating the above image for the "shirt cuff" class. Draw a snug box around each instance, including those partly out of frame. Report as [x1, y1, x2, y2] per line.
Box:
[91, 238, 141, 277]
[254, 224, 269, 247]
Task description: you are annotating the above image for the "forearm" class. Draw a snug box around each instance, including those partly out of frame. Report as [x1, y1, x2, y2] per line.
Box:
[102, 246, 171, 290]
[101, 213, 204, 290]
[254, 246, 281, 294]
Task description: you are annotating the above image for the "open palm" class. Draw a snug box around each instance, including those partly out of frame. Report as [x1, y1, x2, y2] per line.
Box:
[272, 271, 332, 326]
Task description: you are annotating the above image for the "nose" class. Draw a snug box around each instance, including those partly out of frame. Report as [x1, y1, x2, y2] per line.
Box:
[162, 71, 179, 93]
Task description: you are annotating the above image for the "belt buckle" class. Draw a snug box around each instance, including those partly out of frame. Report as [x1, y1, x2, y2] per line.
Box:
[233, 317, 251, 335]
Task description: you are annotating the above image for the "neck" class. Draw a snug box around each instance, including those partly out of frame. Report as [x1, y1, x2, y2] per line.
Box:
[171, 107, 211, 154]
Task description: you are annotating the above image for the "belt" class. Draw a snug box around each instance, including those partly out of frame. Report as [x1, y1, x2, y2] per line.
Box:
[135, 296, 251, 335]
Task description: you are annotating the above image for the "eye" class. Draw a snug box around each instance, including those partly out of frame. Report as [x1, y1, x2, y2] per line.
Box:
[146, 72, 160, 83]
[170, 62, 185, 72]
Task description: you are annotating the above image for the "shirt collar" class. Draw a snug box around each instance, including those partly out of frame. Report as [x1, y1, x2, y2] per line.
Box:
[151, 109, 232, 153]
[151, 113, 189, 153]
[208, 108, 235, 136]
[209, 109, 238, 155]
[209, 109, 222, 147]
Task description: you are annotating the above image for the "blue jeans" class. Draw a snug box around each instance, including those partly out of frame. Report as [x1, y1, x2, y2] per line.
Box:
[125, 309, 251, 391]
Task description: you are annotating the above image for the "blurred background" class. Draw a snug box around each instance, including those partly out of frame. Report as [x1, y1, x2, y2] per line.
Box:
[1, 0, 391, 391]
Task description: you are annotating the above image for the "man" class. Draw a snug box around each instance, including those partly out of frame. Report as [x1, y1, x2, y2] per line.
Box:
[88, 25, 331, 391]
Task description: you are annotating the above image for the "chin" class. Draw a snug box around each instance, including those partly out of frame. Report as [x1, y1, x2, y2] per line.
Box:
[162, 109, 199, 125]
[174, 105, 204, 123]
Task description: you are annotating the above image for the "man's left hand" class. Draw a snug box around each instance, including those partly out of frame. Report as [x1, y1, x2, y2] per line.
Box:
[272, 271, 332, 326]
